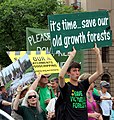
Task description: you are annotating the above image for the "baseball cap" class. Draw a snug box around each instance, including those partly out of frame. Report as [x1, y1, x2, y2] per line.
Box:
[100, 81, 110, 89]
[50, 77, 58, 83]
[41, 74, 51, 78]
[15, 85, 29, 94]
[21, 85, 29, 92]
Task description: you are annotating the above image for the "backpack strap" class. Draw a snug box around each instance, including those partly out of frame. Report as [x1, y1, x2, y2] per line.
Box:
[36, 87, 40, 94]
[36, 87, 40, 99]
[47, 86, 53, 98]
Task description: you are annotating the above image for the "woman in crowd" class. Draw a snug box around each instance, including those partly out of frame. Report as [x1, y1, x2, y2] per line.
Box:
[78, 73, 103, 120]
[46, 77, 59, 120]
[11, 85, 29, 120]
[87, 82, 103, 120]
[13, 85, 47, 120]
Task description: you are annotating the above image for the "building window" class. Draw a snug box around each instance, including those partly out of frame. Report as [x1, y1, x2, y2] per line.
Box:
[71, 0, 81, 10]
[102, 47, 109, 63]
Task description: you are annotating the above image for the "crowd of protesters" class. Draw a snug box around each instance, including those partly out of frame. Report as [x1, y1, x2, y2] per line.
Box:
[0, 44, 114, 120]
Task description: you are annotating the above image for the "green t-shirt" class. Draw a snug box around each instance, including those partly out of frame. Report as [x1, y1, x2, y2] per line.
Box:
[93, 88, 100, 96]
[36, 86, 55, 111]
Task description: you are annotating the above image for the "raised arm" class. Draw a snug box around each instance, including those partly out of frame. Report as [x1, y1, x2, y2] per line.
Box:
[13, 86, 22, 110]
[89, 43, 103, 84]
[59, 47, 76, 88]
[29, 74, 41, 90]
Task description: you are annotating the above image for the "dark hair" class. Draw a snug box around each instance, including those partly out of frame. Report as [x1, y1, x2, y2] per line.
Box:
[67, 61, 81, 72]
[0, 86, 5, 91]
[50, 77, 58, 83]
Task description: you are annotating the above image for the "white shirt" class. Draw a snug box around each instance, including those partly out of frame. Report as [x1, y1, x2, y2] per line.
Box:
[46, 97, 57, 112]
[99, 90, 112, 116]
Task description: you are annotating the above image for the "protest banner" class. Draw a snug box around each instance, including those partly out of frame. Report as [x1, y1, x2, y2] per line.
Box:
[7, 51, 61, 75]
[48, 10, 112, 54]
[26, 28, 51, 52]
[26, 27, 84, 68]
[0, 54, 36, 94]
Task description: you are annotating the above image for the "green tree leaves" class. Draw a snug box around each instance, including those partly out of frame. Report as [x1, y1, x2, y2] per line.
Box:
[0, 0, 82, 67]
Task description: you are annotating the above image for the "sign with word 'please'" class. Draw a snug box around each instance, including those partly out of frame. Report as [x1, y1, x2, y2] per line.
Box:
[26, 27, 84, 69]
[26, 28, 51, 52]
[48, 10, 112, 53]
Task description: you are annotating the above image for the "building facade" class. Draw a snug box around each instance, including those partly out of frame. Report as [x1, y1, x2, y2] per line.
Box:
[64, 0, 114, 96]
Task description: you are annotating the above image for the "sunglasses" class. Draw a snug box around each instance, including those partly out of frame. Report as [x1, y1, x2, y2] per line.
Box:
[41, 76, 50, 78]
[28, 95, 36, 99]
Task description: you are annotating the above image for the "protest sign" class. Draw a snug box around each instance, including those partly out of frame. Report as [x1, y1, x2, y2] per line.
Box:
[7, 51, 61, 74]
[26, 27, 67, 68]
[26, 27, 84, 68]
[0, 54, 36, 94]
[26, 28, 51, 52]
[48, 10, 112, 53]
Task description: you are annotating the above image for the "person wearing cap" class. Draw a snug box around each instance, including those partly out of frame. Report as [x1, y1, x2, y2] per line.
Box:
[29, 74, 55, 112]
[46, 77, 59, 120]
[57, 43, 103, 120]
[11, 85, 29, 120]
[99, 81, 112, 120]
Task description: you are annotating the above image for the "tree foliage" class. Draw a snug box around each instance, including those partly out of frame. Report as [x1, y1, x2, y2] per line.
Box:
[0, 0, 82, 67]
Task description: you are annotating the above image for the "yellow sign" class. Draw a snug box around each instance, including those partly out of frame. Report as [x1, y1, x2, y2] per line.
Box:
[7, 51, 61, 74]
[65, 78, 69, 83]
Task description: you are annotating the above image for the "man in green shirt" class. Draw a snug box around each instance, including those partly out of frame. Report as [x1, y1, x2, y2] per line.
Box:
[29, 74, 55, 112]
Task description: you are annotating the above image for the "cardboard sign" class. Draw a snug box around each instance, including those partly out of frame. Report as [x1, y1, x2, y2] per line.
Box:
[0, 54, 36, 94]
[7, 51, 61, 74]
[48, 10, 112, 53]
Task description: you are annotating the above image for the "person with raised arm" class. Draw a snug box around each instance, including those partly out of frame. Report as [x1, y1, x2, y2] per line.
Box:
[13, 85, 46, 120]
[56, 44, 103, 120]
[29, 74, 55, 112]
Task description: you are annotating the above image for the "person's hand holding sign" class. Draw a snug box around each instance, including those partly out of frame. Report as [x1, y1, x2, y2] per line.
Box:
[88, 43, 103, 84]
[93, 43, 100, 55]
[29, 74, 42, 90]
[68, 46, 76, 59]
